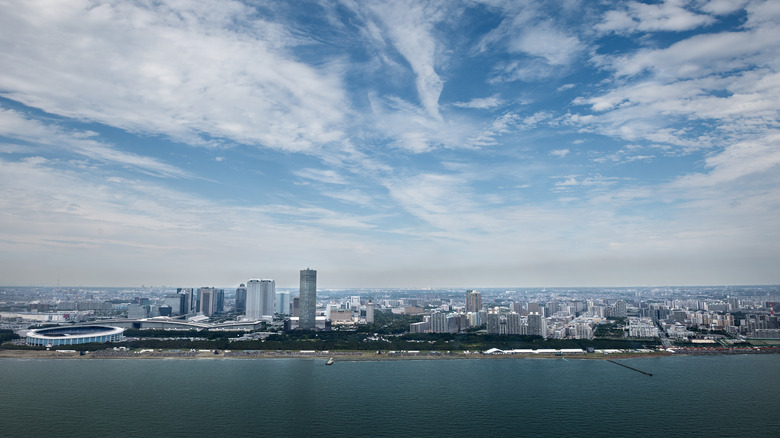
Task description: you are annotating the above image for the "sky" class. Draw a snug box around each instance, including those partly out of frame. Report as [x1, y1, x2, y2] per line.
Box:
[0, 0, 779, 289]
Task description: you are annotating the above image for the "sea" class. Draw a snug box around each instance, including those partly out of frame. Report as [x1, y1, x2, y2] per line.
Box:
[1, 354, 778, 437]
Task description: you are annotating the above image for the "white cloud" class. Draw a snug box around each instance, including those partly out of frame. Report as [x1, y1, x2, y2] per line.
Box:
[0, 155, 390, 286]
[368, 94, 478, 152]
[603, 28, 780, 79]
[596, 0, 716, 34]
[0, 0, 348, 152]
[294, 168, 349, 185]
[507, 21, 583, 66]
[363, 0, 447, 121]
[698, 0, 749, 15]
[0, 106, 191, 178]
[673, 132, 780, 187]
[592, 149, 654, 164]
[745, 0, 780, 27]
[550, 149, 570, 158]
[466, 112, 522, 147]
[322, 189, 374, 206]
[452, 95, 503, 109]
[476, 4, 585, 83]
[575, 11, 780, 155]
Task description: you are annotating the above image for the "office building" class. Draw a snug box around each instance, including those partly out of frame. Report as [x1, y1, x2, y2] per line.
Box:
[349, 296, 361, 310]
[366, 301, 375, 323]
[163, 294, 186, 316]
[299, 269, 316, 330]
[216, 289, 224, 314]
[199, 287, 218, 316]
[178, 288, 197, 313]
[276, 291, 291, 315]
[127, 304, 149, 319]
[292, 296, 300, 317]
[235, 284, 247, 314]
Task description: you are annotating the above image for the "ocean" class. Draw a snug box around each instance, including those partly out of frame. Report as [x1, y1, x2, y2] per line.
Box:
[1, 355, 778, 437]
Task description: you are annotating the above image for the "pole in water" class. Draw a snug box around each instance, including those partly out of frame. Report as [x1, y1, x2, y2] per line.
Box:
[606, 359, 652, 376]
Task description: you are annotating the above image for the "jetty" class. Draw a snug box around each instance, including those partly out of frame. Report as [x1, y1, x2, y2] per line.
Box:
[606, 359, 652, 376]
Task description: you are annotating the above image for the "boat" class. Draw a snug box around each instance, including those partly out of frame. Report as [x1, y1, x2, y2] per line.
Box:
[326, 357, 334, 365]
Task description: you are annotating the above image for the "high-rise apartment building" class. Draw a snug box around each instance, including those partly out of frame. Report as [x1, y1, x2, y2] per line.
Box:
[505, 312, 524, 335]
[487, 312, 501, 334]
[466, 290, 482, 313]
[527, 312, 546, 338]
[246, 279, 275, 320]
[299, 269, 316, 330]
[615, 300, 627, 318]
[574, 322, 593, 339]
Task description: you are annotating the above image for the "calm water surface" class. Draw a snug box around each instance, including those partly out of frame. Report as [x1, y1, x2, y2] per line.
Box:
[1, 355, 778, 437]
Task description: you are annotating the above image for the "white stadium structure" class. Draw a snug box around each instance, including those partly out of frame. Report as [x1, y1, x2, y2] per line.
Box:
[26, 325, 124, 347]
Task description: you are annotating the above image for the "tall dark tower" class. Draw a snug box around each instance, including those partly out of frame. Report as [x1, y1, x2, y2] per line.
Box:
[235, 284, 247, 314]
[299, 269, 317, 330]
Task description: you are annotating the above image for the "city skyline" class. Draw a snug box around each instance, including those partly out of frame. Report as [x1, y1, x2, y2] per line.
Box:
[1, 1, 779, 288]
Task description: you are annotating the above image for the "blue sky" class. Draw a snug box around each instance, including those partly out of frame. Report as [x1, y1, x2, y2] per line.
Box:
[1, 0, 779, 288]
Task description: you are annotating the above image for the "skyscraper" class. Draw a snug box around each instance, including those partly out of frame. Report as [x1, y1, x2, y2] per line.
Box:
[486, 313, 500, 335]
[505, 312, 524, 335]
[246, 279, 275, 320]
[163, 293, 186, 315]
[276, 291, 291, 315]
[299, 269, 316, 330]
[292, 296, 300, 317]
[235, 284, 247, 314]
[527, 312, 546, 338]
[199, 287, 217, 316]
[466, 290, 482, 313]
[366, 301, 375, 324]
[216, 289, 225, 314]
[615, 300, 627, 318]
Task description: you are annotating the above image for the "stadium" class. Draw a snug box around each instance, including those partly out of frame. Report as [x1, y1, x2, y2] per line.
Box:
[26, 325, 124, 347]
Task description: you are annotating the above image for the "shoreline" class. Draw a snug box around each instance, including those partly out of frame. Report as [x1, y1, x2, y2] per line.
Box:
[2, 348, 777, 361]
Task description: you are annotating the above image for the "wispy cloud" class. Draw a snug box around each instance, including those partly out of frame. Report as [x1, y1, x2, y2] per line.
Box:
[294, 168, 349, 185]
[361, 0, 448, 121]
[452, 95, 504, 109]
[595, 0, 716, 34]
[0, 106, 191, 178]
[0, 1, 348, 152]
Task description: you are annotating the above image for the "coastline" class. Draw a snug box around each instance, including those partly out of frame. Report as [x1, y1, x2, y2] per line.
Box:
[3, 348, 776, 361]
